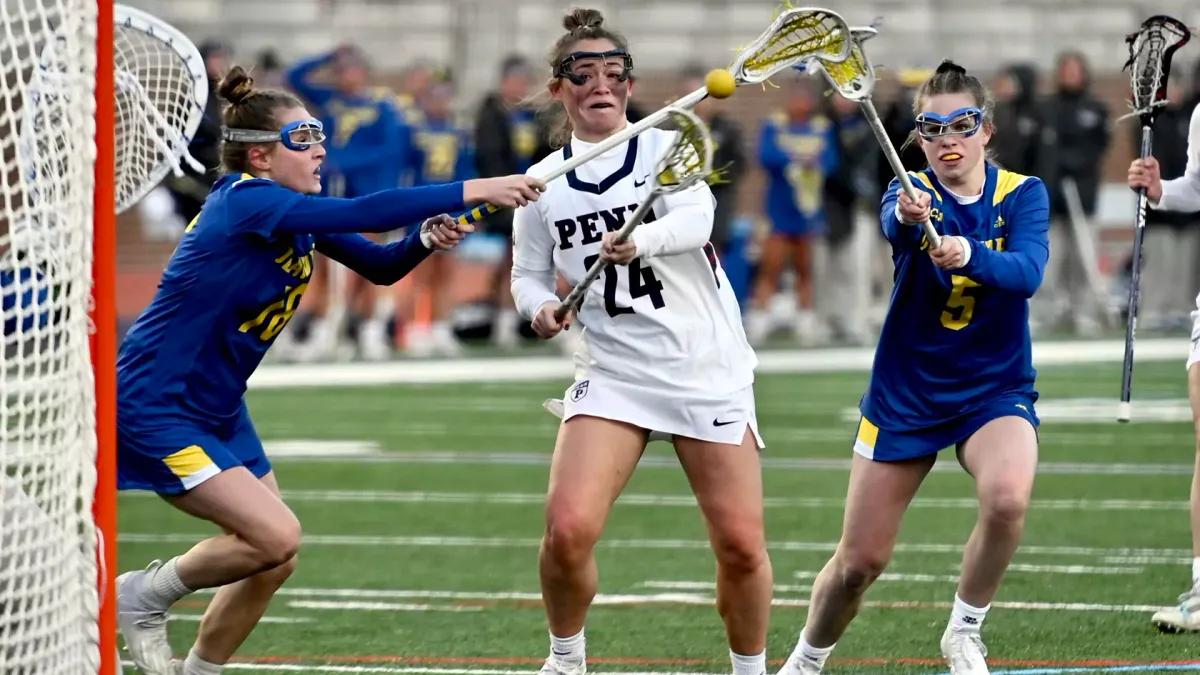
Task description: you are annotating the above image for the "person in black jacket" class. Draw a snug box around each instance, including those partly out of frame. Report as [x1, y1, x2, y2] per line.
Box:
[990, 63, 1041, 176]
[679, 64, 745, 254]
[1036, 51, 1110, 333]
[164, 40, 229, 224]
[474, 54, 538, 347]
[1139, 73, 1199, 329]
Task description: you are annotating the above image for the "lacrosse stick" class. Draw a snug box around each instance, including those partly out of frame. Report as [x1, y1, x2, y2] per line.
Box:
[553, 106, 714, 323]
[111, 5, 209, 214]
[1117, 15, 1191, 422]
[27, 4, 209, 214]
[13, 4, 207, 278]
[455, 5, 852, 227]
[802, 25, 941, 248]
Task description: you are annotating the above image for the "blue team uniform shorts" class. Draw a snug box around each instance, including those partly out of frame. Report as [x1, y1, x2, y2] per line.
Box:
[853, 393, 1040, 462]
[770, 216, 824, 238]
[117, 405, 272, 494]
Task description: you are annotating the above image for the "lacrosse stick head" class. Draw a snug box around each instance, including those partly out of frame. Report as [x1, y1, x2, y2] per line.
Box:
[1122, 15, 1191, 124]
[112, 4, 209, 213]
[729, 6, 852, 85]
[653, 107, 715, 193]
[802, 25, 879, 101]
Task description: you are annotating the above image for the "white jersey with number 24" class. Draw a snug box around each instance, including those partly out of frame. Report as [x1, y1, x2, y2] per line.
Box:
[510, 127, 756, 396]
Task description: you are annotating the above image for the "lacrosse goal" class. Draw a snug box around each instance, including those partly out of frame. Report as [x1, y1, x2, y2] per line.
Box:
[0, 0, 117, 673]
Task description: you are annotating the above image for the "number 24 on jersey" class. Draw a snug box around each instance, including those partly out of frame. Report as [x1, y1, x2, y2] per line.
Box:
[582, 254, 666, 318]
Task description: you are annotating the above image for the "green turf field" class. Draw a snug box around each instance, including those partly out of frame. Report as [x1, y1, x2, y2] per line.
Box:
[116, 354, 1200, 675]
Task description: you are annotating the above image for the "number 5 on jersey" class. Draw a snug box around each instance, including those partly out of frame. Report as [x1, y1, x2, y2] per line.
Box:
[941, 275, 980, 330]
[582, 253, 665, 318]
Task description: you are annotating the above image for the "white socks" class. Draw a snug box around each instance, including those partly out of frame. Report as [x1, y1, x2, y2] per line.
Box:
[948, 594, 989, 632]
[147, 557, 193, 609]
[1190, 556, 1200, 587]
[731, 649, 766, 675]
[795, 629, 834, 669]
[550, 628, 585, 665]
[182, 648, 223, 675]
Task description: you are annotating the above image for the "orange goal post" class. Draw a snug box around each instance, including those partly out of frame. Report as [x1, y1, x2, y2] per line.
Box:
[1, 2, 206, 673]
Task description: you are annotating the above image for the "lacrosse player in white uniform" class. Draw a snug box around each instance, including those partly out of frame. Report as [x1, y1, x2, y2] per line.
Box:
[1128, 101, 1200, 632]
[510, 8, 771, 675]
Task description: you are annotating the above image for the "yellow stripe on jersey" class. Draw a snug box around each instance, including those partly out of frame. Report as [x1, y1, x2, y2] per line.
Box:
[163, 445, 214, 478]
[163, 444, 221, 490]
[992, 170, 1028, 206]
[910, 172, 942, 202]
[231, 172, 263, 191]
[856, 416, 879, 448]
[853, 417, 880, 460]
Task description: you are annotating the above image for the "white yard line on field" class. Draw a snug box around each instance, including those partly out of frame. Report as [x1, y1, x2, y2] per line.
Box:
[246, 339, 1190, 389]
[288, 601, 483, 613]
[639, 581, 814, 593]
[168, 586, 1167, 615]
[254, 450, 1197, 476]
[117, 533, 1191, 558]
[133, 666, 720, 675]
[120, 489, 1192, 512]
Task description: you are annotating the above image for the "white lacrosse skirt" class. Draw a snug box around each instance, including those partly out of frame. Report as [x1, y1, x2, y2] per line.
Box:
[558, 375, 765, 448]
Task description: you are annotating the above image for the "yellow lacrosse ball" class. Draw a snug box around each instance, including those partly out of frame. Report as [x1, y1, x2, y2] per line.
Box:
[705, 68, 736, 99]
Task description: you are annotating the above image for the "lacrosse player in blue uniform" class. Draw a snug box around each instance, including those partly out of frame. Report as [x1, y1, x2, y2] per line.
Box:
[776, 60, 1050, 675]
[113, 66, 543, 675]
[285, 45, 414, 359]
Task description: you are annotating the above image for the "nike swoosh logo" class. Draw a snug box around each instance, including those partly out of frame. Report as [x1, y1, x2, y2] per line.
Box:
[634, 178, 647, 187]
[713, 418, 738, 427]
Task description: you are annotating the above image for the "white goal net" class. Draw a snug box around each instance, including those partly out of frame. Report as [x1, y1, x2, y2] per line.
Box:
[1, 0, 103, 673]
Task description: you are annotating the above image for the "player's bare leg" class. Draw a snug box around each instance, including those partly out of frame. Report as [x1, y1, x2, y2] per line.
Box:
[778, 453, 934, 675]
[948, 415, 1038, 675]
[675, 429, 772, 675]
[294, 255, 331, 362]
[116, 467, 301, 674]
[492, 250, 521, 349]
[1190, 363, 1200, 562]
[430, 253, 465, 355]
[1151, 362, 1200, 632]
[747, 234, 789, 345]
[408, 254, 463, 357]
[539, 415, 647, 675]
[788, 235, 822, 344]
[184, 471, 298, 673]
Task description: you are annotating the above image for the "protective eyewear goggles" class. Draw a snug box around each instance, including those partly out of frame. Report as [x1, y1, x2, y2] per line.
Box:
[222, 118, 326, 151]
[554, 49, 634, 86]
[914, 107, 982, 141]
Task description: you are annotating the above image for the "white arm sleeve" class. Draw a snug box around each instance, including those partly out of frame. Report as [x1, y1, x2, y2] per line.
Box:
[510, 203, 561, 321]
[1153, 105, 1200, 213]
[629, 182, 715, 259]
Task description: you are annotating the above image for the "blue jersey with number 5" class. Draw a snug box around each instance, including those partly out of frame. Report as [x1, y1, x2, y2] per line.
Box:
[118, 174, 316, 426]
[860, 162, 1050, 431]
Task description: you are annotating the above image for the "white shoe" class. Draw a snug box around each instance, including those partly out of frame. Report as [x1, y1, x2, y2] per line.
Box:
[538, 656, 586, 675]
[116, 560, 175, 675]
[357, 318, 392, 361]
[776, 647, 826, 675]
[745, 310, 772, 346]
[1151, 585, 1200, 633]
[431, 321, 465, 357]
[940, 626, 989, 675]
[794, 310, 830, 346]
[493, 309, 520, 348]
